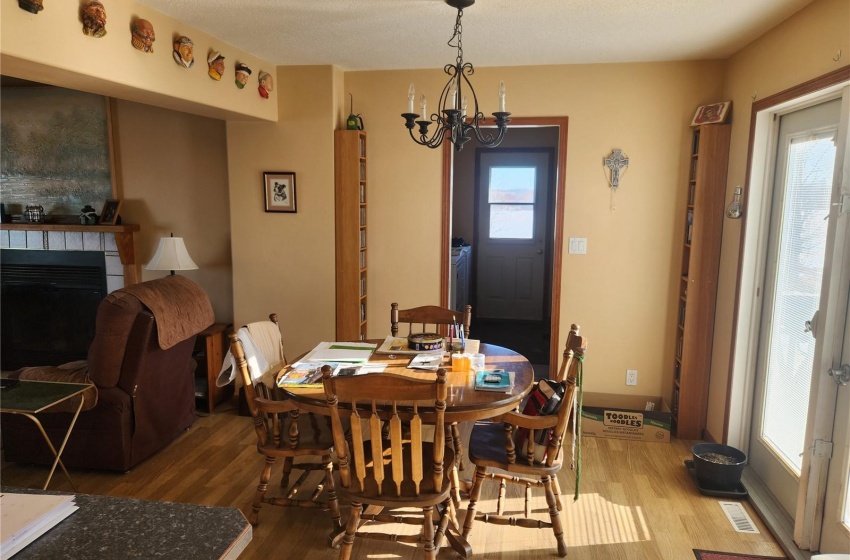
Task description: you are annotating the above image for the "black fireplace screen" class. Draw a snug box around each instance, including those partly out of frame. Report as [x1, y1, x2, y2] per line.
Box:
[1, 250, 107, 370]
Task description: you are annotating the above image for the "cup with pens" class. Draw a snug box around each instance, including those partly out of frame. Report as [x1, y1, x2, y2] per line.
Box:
[449, 321, 473, 372]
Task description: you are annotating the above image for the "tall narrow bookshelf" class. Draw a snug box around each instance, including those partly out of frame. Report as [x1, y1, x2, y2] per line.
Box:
[334, 130, 368, 341]
[672, 123, 731, 440]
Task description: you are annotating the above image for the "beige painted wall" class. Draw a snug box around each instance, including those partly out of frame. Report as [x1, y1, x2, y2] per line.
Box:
[113, 99, 233, 322]
[0, 0, 276, 122]
[226, 66, 341, 359]
[336, 62, 725, 396]
[706, 0, 850, 441]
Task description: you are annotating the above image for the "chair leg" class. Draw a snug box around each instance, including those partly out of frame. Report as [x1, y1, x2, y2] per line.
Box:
[543, 475, 567, 557]
[281, 456, 294, 488]
[338, 501, 362, 560]
[552, 473, 564, 511]
[451, 422, 465, 471]
[323, 454, 342, 533]
[461, 465, 486, 538]
[250, 455, 276, 526]
[422, 505, 437, 560]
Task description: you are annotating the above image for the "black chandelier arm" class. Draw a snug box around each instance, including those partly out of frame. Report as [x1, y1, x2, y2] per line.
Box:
[401, 113, 449, 149]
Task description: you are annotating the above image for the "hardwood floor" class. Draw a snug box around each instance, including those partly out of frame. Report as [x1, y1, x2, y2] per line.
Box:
[1, 405, 785, 559]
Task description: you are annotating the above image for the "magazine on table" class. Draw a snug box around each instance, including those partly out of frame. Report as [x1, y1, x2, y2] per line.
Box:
[474, 370, 514, 392]
[279, 361, 388, 386]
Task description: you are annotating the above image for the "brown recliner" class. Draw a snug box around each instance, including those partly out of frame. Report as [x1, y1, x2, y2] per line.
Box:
[2, 275, 214, 472]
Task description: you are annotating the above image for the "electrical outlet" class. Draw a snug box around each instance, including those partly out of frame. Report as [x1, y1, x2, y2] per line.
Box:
[626, 369, 638, 386]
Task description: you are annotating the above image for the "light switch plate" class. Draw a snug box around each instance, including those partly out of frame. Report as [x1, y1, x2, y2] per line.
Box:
[568, 237, 587, 254]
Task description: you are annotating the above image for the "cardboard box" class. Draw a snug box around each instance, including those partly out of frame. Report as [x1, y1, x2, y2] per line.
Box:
[580, 393, 671, 443]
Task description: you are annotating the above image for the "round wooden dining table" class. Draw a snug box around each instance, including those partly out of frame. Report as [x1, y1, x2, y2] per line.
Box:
[276, 341, 535, 422]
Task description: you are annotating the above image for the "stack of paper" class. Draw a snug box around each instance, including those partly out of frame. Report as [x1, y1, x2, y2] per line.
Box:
[300, 341, 376, 363]
[1, 493, 78, 559]
[407, 354, 443, 371]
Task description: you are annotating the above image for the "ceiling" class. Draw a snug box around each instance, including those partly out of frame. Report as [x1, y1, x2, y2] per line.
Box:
[134, 0, 814, 71]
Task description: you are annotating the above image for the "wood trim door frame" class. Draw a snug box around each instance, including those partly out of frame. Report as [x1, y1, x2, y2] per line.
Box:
[440, 116, 569, 369]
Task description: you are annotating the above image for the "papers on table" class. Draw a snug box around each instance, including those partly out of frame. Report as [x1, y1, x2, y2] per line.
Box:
[407, 353, 443, 371]
[300, 341, 376, 363]
[1, 493, 78, 560]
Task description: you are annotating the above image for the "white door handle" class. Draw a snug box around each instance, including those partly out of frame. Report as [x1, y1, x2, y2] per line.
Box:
[804, 310, 819, 339]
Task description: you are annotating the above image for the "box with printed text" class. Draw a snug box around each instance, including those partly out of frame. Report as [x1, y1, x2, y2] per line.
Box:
[580, 393, 672, 443]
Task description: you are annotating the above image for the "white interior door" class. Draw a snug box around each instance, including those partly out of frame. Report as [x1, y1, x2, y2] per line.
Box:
[748, 96, 844, 532]
[475, 150, 550, 320]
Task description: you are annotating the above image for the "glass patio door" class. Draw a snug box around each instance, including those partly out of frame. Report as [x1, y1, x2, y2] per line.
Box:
[748, 96, 844, 531]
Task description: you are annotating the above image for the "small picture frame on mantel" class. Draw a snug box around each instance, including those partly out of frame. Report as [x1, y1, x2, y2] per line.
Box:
[263, 171, 297, 213]
[99, 199, 122, 225]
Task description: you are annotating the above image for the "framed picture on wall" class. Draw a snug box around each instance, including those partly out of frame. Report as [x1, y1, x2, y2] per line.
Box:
[690, 101, 731, 127]
[263, 171, 297, 213]
[99, 199, 122, 225]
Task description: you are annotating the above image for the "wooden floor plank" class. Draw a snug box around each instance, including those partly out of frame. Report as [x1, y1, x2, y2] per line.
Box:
[1, 407, 785, 559]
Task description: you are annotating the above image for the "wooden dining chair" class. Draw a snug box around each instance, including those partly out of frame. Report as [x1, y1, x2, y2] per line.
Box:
[390, 302, 472, 481]
[229, 323, 341, 535]
[321, 366, 466, 560]
[461, 331, 588, 557]
[390, 302, 472, 339]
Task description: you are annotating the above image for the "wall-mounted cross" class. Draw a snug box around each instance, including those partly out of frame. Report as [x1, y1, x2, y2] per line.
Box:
[604, 149, 630, 189]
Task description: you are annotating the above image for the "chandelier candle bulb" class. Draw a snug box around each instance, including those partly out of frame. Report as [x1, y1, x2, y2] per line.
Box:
[408, 84, 415, 113]
[461, 95, 467, 118]
[420, 94, 427, 120]
[499, 81, 506, 112]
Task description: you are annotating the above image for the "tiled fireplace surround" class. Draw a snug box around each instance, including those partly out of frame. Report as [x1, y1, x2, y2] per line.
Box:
[0, 224, 140, 290]
[2, 229, 125, 292]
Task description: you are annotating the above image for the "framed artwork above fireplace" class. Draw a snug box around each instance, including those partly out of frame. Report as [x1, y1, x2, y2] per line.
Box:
[0, 86, 117, 217]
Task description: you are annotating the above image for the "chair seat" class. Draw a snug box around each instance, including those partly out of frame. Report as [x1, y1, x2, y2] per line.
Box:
[258, 411, 336, 457]
[468, 421, 562, 476]
[336, 442, 455, 508]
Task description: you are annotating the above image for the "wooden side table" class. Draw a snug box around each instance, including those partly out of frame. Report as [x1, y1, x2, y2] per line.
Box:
[195, 322, 232, 413]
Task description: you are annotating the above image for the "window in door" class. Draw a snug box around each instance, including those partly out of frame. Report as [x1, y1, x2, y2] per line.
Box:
[488, 167, 536, 239]
[761, 130, 836, 474]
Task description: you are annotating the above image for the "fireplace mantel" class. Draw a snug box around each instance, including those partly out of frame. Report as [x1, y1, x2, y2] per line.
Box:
[0, 223, 141, 285]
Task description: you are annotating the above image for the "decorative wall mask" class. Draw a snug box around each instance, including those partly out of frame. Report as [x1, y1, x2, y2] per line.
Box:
[208, 51, 225, 81]
[81, 1, 107, 38]
[234, 63, 252, 89]
[131, 18, 155, 53]
[258, 71, 273, 99]
[18, 0, 43, 14]
[172, 36, 194, 68]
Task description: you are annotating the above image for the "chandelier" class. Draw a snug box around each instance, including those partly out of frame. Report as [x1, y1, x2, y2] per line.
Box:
[401, 0, 510, 151]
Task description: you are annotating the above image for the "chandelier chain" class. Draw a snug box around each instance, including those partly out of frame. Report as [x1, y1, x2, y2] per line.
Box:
[447, 9, 464, 66]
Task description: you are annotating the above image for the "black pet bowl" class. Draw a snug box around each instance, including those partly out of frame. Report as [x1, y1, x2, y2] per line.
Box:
[691, 443, 746, 490]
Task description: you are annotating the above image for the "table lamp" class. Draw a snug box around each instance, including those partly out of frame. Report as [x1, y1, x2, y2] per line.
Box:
[145, 234, 198, 275]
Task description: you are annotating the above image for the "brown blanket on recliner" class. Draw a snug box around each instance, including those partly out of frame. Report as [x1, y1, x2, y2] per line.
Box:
[119, 275, 214, 349]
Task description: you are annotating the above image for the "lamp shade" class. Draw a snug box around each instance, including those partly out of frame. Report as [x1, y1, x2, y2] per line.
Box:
[145, 236, 198, 273]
